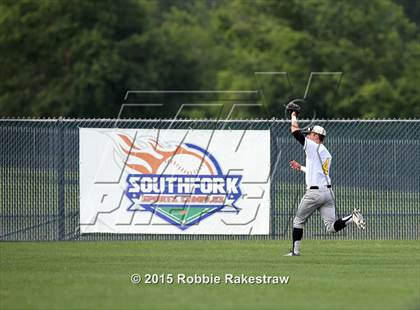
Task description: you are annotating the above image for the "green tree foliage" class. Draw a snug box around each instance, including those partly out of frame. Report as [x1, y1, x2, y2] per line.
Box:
[0, 0, 419, 118]
[208, 0, 420, 118]
[0, 0, 157, 116]
[396, 0, 420, 27]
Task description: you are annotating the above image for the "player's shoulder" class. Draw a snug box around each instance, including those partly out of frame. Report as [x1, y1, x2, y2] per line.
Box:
[304, 139, 332, 157]
[304, 138, 317, 148]
[320, 144, 331, 157]
[305, 138, 327, 150]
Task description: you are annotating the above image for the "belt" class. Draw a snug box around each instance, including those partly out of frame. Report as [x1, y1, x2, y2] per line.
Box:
[309, 185, 332, 189]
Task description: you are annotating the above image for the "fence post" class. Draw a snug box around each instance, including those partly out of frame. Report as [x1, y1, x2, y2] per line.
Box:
[270, 122, 275, 240]
[57, 118, 65, 240]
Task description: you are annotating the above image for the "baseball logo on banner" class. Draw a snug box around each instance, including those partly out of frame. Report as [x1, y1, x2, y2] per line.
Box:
[79, 129, 270, 234]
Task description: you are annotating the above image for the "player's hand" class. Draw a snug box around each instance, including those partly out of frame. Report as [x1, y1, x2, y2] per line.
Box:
[289, 160, 301, 171]
[291, 111, 298, 117]
[285, 99, 302, 116]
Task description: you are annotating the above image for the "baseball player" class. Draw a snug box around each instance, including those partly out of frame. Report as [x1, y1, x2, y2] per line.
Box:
[284, 100, 365, 256]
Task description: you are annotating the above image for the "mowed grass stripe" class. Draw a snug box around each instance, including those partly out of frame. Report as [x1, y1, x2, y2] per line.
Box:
[0, 240, 419, 310]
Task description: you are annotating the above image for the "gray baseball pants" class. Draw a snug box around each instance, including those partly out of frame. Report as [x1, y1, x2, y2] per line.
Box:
[293, 188, 336, 233]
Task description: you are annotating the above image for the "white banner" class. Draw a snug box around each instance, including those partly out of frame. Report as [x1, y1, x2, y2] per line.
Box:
[79, 129, 270, 234]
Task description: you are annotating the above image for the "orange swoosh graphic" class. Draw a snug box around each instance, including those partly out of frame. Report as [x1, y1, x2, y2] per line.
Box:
[118, 134, 214, 174]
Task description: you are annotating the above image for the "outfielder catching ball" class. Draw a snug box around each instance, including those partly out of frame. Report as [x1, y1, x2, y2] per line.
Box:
[284, 100, 366, 256]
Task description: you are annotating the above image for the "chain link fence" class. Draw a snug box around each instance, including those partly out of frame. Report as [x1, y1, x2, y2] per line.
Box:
[0, 119, 419, 241]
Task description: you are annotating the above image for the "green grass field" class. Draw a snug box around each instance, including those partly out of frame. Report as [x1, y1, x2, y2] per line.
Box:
[1, 240, 419, 310]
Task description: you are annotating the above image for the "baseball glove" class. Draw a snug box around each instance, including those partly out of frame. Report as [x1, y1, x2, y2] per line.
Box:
[285, 99, 304, 115]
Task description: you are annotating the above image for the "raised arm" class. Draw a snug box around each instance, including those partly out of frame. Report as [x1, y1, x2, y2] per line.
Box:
[291, 112, 305, 146]
[290, 112, 300, 133]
